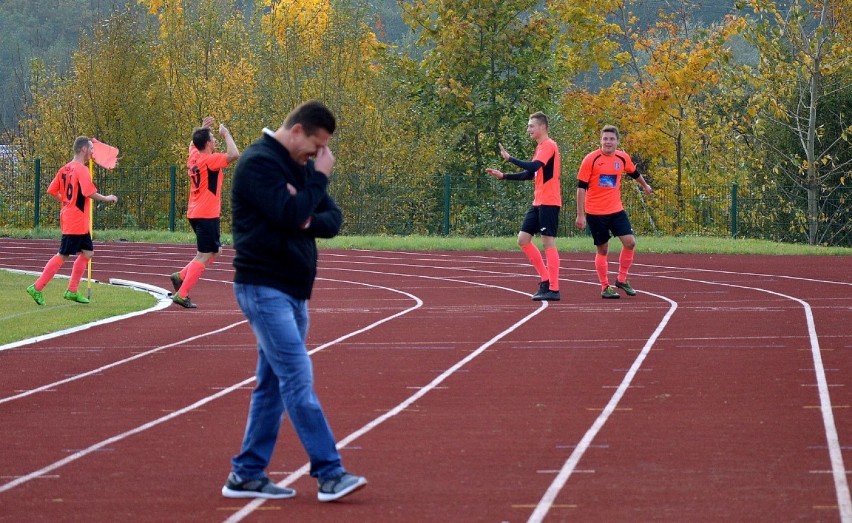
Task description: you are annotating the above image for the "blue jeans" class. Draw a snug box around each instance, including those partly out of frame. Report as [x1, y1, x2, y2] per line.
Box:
[230, 283, 344, 482]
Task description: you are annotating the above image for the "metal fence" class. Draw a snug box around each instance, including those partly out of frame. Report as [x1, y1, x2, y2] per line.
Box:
[1, 160, 849, 246]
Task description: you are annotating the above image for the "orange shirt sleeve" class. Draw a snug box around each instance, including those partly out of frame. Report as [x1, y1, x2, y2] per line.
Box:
[577, 152, 595, 183]
[47, 170, 62, 198]
[205, 152, 229, 171]
[623, 152, 637, 174]
[533, 140, 556, 166]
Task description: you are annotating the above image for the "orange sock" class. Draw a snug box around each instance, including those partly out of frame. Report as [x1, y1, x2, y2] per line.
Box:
[178, 260, 205, 298]
[545, 247, 560, 291]
[521, 243, 549, 282]
[618, 248, 634, 283]
[179, 261, 192, 281]
[595, 253, 609, 288]
[35, 255, 65, 291]
[68, 255, 89, 292]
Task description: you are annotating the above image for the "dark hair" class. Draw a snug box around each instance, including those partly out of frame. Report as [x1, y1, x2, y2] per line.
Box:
[191, 128, 213, 150]
[601, 125, 620, 139]
[530, 112, 549, 129]
[284, 100, 336, 135]
[73, 136, 91, 154]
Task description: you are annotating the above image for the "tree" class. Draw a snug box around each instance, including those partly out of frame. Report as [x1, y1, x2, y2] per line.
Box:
[553, 0, 747, 235]
[400, 0, 558, 177]
[733, 0, 851, 244]
[140, 0, 259, 161]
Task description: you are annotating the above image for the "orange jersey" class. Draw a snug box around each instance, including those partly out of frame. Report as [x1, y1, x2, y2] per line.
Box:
[577, 148, 636, 215]
[47, 161, 97, 234]
[532, 138, 561, 207]
[187, 144, 229, 219]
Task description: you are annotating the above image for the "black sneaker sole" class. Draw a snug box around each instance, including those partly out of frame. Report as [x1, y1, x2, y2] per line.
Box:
[533, 292, 561, 301]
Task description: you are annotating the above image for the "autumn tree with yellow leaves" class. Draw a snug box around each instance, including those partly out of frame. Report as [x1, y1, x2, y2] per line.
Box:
[727, 0, 851, 244]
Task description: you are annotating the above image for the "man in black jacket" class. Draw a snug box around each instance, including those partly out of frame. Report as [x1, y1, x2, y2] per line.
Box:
[222, 101, 367, 503]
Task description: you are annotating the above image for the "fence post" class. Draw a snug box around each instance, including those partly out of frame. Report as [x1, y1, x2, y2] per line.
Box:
[169, 165, 177, 232]
[33, 159, 41, 229]
[730, 182, 738, 238]
[442, 173, 451, 236]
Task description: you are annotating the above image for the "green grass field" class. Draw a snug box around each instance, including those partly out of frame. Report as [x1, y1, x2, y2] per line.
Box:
[0, 270, 159, 345]
[3, 227, 851, 255]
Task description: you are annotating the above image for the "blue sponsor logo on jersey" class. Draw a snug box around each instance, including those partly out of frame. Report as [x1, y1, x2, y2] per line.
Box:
[599, 174, 617, 188]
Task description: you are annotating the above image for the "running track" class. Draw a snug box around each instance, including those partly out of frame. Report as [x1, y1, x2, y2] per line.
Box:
[0, 238, 850, 522]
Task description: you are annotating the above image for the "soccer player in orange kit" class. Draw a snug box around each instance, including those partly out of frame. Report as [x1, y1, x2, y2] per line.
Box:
[170, 117, 240, 308]
[26, 136, 118, 305]
[486, 112, 562, 301]
[576, 125, 652, 299]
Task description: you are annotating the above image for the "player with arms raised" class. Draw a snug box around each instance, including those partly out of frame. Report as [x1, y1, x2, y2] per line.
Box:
[170, 117, 240, 308]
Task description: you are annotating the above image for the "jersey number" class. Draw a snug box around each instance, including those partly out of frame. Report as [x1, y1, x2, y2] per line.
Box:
[190, 166, 202, 190]
[61, 172, 74, 202]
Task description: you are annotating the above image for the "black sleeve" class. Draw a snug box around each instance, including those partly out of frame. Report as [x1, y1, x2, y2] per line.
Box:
[628, 171, 640, 180]
[503, 170, 536, 181]
[306, 194, 343, 238]
[577, 180, 590, 190]
[508, 157, 544, 172]
[237, 154, 329, 232]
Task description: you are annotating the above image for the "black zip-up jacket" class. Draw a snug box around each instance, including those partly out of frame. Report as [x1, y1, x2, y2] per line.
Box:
[231, 130, 343, 299]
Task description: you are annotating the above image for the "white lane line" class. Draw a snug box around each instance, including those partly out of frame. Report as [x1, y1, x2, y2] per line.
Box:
[653, 274, 852, 523]
[224, 278, 547, 523]
[631, 261, 852, 287]
[0, 280, 422, 494]
[527, 290, 678, 523]
[0, 320, 248, 405]
[0, 273, 173, 353]
[324, 249, 852, 287]
[0, 378, 254, 494]
[155, 251, 852, 523]
[332, 251, 851, 522]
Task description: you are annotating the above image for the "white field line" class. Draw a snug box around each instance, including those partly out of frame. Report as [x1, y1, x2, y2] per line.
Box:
[0, 320, 247, 406]
[324, 250, 851, 287]
[0, 279, 423, 494]
[629, 261, 852, 287]
[328, 253, 850, 523]
[0, 272, 173, 353]
[224, 277, 547, 523]
[526, 290, 678, 523]
[644, 274, 851, 523]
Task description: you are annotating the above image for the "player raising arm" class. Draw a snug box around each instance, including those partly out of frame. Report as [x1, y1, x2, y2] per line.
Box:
[169, 116, 240, 308]
[486, 112, 562, 301]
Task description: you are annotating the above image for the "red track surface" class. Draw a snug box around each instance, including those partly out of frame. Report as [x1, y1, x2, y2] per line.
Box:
[1, 238, 850, 522]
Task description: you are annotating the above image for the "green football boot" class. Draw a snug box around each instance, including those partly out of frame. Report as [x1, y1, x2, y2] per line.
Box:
[601, 285, 620, 299]
[63, 290, 90, 304]
[615, 280, 637, 296]
[27, 284, 45, 305]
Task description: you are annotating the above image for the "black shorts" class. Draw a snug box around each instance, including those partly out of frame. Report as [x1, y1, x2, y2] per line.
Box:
[586, 210, 634, 246]
[189, 217, 221, 253]
[59, 234, 93, 256]
[520, 205, 560, 237]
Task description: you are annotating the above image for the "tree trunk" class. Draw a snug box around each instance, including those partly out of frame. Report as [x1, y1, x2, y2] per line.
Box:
[807, 184, 819, 244]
